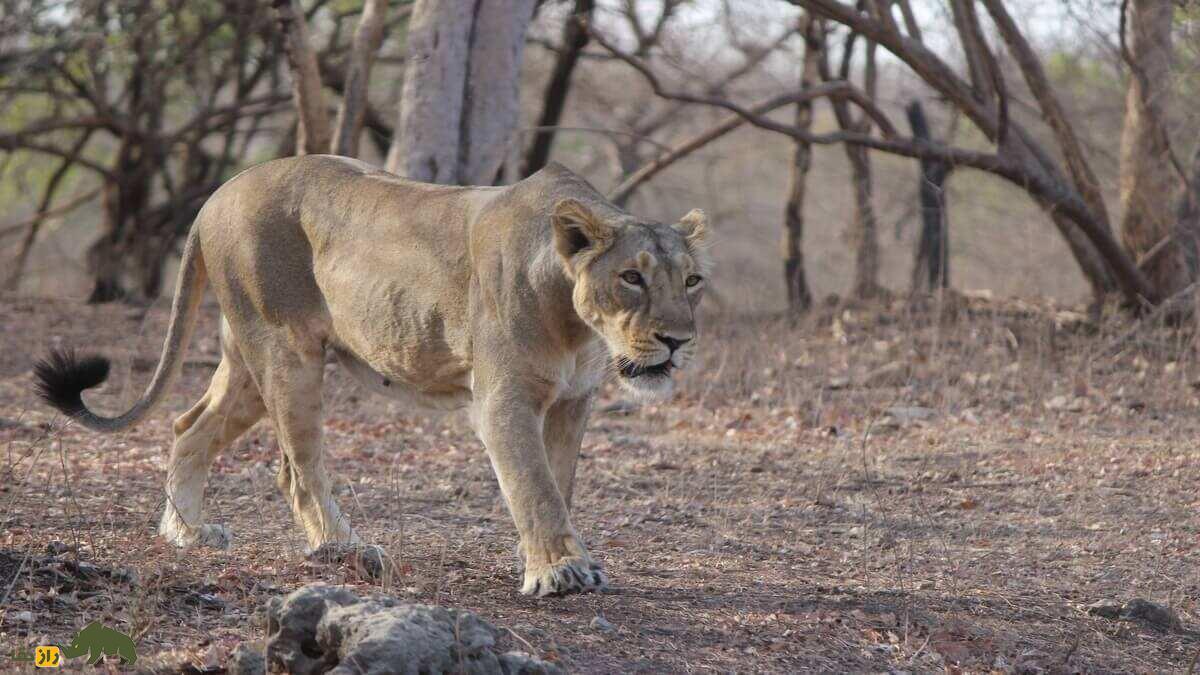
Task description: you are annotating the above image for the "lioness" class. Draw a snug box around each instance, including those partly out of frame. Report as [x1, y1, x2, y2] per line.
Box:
[35, 155, 709, 596]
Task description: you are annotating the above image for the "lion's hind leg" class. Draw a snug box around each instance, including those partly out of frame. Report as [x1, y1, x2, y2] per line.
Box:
[244, 336, 357, 550]
[159, 328, 265, 549]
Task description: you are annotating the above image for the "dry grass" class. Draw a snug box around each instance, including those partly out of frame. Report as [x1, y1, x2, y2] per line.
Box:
[2, 293, 1200, 673]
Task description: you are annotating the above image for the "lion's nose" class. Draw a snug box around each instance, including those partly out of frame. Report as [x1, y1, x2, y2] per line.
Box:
[655, 333, 692, 353]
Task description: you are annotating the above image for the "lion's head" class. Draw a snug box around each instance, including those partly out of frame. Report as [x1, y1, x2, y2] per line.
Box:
[552, 198, 711, 401]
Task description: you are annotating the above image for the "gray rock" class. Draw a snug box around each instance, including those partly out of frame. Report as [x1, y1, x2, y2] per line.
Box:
[1084, 599, 1122, 619]
[265, 583, 563, 675]
[589, 615, 614, 632]
[1120, 598, 1180, 631]
[228, 642, 266, 675]
[879, 406, 937, 429]
[307, 543, 391, 580]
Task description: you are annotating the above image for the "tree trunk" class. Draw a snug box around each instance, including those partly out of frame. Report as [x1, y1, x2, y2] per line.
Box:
[818, 27, 883, 300]
[522, 0, 594, 177]
[845, 144, 882, 299]
[459, 0, 538, 185]
[1119, 0, 1187, 295]
[274, 0, 332, 155]
[331, 0, 386, 157]
[387, 0, 537, 185]
[783, 17, 820, 313]
[87, 142, 154, 303]
[907, 101, 951, 293]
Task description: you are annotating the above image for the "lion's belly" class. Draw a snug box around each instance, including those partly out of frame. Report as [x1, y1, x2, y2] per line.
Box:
[314, 243, 474, 411]
[333, 346, 471, 411]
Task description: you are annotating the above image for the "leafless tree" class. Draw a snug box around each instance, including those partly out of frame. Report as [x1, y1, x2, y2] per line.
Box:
[523, 0, 595, 178]
[814, 19, 884, 299]
[782, 16, 822, 313]
[1, 0, 289, 301]
[907, 101, 951, 294]
[1118, 0, 1191, 294]
[274, 0, 393, 157]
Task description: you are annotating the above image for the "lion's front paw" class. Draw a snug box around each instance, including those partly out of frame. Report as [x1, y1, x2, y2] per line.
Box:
[161, 522, 232, 550]
[521, 557, 608, 597]
[519, 535, 607, 597]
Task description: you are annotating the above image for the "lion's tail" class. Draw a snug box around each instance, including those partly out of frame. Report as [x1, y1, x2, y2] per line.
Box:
[34, 226, 208, 432]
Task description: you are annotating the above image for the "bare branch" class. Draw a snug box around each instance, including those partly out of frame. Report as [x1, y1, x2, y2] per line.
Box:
[589, 27, 898, 139]
[609, 84, 856, 203]
[982, 0, 1108, 227]
[4, 131, 98, 289]
[523, 0, 594, 176]
[274, 0, 332, 154]
[332, 0, 386, 157]
[1118, 0, 1187, 187]
[894, 0, 922, 43]
[0, 187, 101, 242]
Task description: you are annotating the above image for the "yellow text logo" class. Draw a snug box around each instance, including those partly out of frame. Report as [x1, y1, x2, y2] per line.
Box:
[35, 645, 61, 668]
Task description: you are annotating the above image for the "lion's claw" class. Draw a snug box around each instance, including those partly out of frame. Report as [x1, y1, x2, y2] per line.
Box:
[521, 557, 608, 597]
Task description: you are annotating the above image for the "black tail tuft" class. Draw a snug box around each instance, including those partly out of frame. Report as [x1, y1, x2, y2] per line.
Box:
[33, 348, 110, 418]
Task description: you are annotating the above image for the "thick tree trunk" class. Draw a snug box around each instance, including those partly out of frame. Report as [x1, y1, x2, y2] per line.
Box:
[386, 0, 474, 181]
[331, 0, 386, 157]
[522, 0, 594, 177]
[1119, 0, 1187, 295]
[907, 101, 951, 293]
[274, 0, 332, 155]
[459, 0, 538, 185]
[783, 18, 820, 313]
[387, 0, 536, 185]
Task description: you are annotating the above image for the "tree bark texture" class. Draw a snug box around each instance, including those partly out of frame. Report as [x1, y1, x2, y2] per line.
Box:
[906, 101, 950, 294]
[387, 0, 537, 185]
[782, 18, 821, 313]
[1119, 0, 1187, 295]
[332, 0, 387, 157]
[274, 0, 332, 155]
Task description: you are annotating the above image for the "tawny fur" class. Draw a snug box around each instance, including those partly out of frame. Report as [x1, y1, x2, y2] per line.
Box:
[35, 155, 711, 597]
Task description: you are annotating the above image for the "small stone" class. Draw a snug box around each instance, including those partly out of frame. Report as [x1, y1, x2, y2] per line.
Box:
[307, 543, 391, 580]
[826, 376, 851, 390]
[1084, 599, 1122, 619]
[228, 642, 266, 675]
[863, 361, 908, 388]
[1044, 395, 1070, 411]
[1121, 599, 1180, 631]
[45, 541, 71, 556]
[590, 615, 614, 632]
[884, 406, 937, 426]
[264, 584, 563, 674]
[13, 610, 33, 622]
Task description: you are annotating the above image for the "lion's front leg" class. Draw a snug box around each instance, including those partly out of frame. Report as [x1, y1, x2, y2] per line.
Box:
[544, 395, 592, 509]
[476, 386, 606, 597]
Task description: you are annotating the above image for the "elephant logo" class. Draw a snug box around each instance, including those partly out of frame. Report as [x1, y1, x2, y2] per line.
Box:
[58, 621, 137, 666]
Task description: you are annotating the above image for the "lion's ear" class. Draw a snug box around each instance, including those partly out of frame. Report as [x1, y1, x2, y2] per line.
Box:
[552, 198, 614, 271]
[674, 209, 708, 248]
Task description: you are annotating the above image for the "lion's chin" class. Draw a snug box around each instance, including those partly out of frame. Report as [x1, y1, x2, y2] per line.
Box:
[617, 371, 675, 403]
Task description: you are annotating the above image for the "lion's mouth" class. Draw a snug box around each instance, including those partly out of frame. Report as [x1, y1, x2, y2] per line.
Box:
[619, 358, 673, 379]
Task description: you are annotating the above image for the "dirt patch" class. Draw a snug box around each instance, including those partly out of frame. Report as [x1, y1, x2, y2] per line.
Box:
[2, 294, 1200, 672]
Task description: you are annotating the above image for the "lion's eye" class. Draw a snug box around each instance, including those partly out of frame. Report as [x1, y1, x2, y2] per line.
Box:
[686, 274, 703, 288]
[620, 270, 644, 286]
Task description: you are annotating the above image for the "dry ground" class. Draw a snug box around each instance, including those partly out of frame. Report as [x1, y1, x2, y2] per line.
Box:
[2, 293, 1200, 673]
